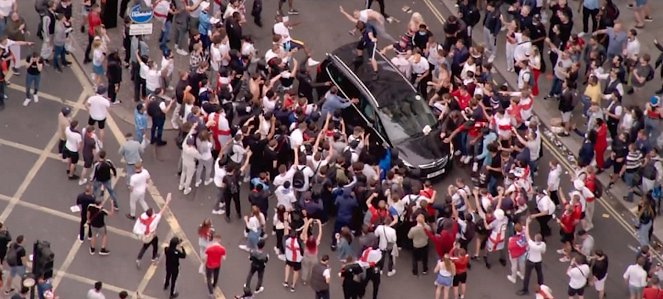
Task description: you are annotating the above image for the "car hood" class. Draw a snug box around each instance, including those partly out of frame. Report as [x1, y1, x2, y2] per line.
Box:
[395, 132, 450, 167]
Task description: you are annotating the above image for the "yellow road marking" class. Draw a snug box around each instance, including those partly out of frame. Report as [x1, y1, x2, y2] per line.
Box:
[58, 270, 159, 299]
[0, 137, 62, 160]
[51, 239, 83, 288]
[6, 83, 86, 109]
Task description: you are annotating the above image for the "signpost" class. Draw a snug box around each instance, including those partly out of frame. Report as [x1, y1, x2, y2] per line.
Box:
[128, 4, 154, 36]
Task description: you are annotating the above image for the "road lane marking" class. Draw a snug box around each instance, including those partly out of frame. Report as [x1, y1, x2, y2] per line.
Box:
[0, 137, 62, 160]
[68, 54, 227, 299]
[51, 238, 83, 288]
[0, 91, 88, 222]
[0, 193, 137, 240]
[135, 231, 175, 296]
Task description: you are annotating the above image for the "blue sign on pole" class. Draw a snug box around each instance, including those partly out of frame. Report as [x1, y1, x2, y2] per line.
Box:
[129, 4, 153, 24]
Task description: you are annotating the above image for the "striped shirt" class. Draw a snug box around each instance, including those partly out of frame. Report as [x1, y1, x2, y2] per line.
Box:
[624, 150, 643, 172]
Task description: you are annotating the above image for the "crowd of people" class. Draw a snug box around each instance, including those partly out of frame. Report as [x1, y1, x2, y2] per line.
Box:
[0, 0, 662, 298]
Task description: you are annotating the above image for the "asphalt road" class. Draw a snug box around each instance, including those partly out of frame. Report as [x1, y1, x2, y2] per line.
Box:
[2, 0, 655, 298]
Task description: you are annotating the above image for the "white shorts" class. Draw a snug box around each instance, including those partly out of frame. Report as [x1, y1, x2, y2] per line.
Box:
[561, 111, 572, 123]
[594, 275, 607, 291]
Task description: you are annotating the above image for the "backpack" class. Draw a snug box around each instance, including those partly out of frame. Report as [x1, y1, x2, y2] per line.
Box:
[335, 165, 348, 185]
[593, 177, 603, 199]
[292, 166, 306, 189]
[6, 243, 18, 267]
[646, 65, 655, 82]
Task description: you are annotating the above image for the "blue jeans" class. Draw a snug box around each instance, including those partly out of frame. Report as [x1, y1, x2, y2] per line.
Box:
[247, 230, 261, 250]
[454, 132, 468, 156]
[623, 172, 640, 202]
[25, 74, 40, 99]
[150, 117, 165, 143]
[159, 20, 172, 52]
[93, 180, 119, 208]
[488, 175, 498, 196]
[53, 45, 67, 69]
[644, 117, 661, 143]
[125, 163, 135, 186]
[548, 76, 562, 97]
[581, 95, 591, 117]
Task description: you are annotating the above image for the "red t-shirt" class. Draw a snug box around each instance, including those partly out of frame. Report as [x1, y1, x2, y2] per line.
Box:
[451, 254, 469, 274]
[643, 287, 663, 299]
[450, 89, 471, 110]
[559, 211, 577, 234]
[87, 12, 102, 37]
[205, 243, 226, 269]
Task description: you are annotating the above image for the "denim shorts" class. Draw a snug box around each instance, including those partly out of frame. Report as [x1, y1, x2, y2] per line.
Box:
[10, 265, 25, 278]
[92, 64, 104, 75]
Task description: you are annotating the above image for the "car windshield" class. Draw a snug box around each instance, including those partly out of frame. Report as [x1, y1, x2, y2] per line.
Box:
[377, 93, 437, 144]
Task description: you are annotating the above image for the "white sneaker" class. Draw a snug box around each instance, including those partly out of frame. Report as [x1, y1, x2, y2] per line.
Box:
[255, 287, 264, 294]
[23, 98, 30, 106]
[517, 272, 524, 280]
[556, 249, 565, 254]
[78, 178, 88, 186]
[211, 209, 225, 215]
[506, 275, 516, 284]
[277, 254, 286, 261]
[307, 58, 320, 67]
[204, 178, 214, 186]
[183, 187, 192, 195]
[559, 256, 571, 262]
[238, 244, 250, 252]
[273, 246, 279, 254]
[454, 150, 461, 156]
[578, 32, 586, 38]
[33, 95, 39, 103]
[194, 180, 202, 188]
[387, 270, 396, 277]
[178, 185, 184, 191]
[176, 49, 188, 56]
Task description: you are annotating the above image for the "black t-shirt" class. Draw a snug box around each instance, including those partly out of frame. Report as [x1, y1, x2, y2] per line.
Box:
[26, 57, 43, 76]
[248, 190, 269, 212]
[592, 256, 609, 279]
[76, 193, 96, 219]
[11, 244, 25, 266]
[87, 205, 108, 228]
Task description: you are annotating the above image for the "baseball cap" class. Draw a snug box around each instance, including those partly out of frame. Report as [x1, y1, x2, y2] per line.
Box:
[650, 96, 660, 107]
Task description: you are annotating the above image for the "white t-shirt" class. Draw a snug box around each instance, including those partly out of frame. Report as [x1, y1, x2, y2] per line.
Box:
[536, 195, 555, 215]
[275, 186, 297, 211]
[526, 240, 546, 262]
[547, 165, 562, 191]
[92, 49, 105, 67]
[87, 95, 110, 120]
[273, 22, 291, 42]
[262, 96, 277, 113]
[86, 289, 106, 299]
[568, 264, 590, 289]
[130, 169, 151, 194]
[210, 44, 222, 71]
[273, 168, 295, 187]
[0, 0, 15, 18]
[213, 159, 227, 188]
[358, 9, 369, 22]
[290, 129, 304, 148]
[65, 127, 82, 152]
[374, 225, 397, 250]
[623, 264, 648, 287]
[410, 57, 430, 75]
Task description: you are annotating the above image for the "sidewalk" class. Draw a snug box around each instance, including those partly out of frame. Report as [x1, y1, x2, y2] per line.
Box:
[435, 0, 663, 244]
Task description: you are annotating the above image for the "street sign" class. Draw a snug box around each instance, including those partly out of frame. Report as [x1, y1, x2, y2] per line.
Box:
[129, 4, 153, 24]
[129, 23, 153, 36]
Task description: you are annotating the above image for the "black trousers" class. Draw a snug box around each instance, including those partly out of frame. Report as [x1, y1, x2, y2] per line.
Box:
[137, 236, 159, 260]
[537, 215, 552, 238]
[521, 260, 544, 292]
[366, 0, 389, 18]
[164, 268, 179, 296]
[412, 245, 429, 274]
[119, 0, 131, 18]
[84, 35, 94, 62]
[224, 191, 241, 219]
[245, 266, 265, 290]
[316, 290, 331, 299]
[362, 267, 381, 299]
[582, 7, 599, 33]
[108, 82, 119, 103]
[206, 266, 220, 294]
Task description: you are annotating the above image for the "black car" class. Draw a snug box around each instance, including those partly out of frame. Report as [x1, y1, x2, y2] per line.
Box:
[316, 43, 452, 180]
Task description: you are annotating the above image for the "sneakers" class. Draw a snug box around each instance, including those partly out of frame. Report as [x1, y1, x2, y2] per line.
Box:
[645, 16, 654, 22]
[387, 269, 396, 277]
[194, 180, 202, 188]
[288, 9, 299, 15]
[126, 214, 136, 220]
[22, 98, 30, 106]
[211, 209, 225, 215]
[152, 254, 160, 262]
[33, 95, 39, 103]
[176, 49, 188, 56]
[78, 178, 88, 186]
[506, 275, 516, 284]
[255, 287, 264, 294]
[306, 57, 320, 67]
[99, 248, 110, 256]
[277, 254, 286, 261]
[559, 256, 571, 262]
[89, 247, 96, 255]
[136, 259, 141, 268]
[204, 178, 214, 186]
[289, 287, 295, 293]
[183, 187, 192, 195]
[178, 185, 184, 191]
[556, 249, 565, 254]
[238, 244, 250, 252]
[517, 271, 524, 280]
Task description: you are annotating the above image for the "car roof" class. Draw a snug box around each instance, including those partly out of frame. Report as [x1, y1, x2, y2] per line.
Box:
[329, 43, 418, 108]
